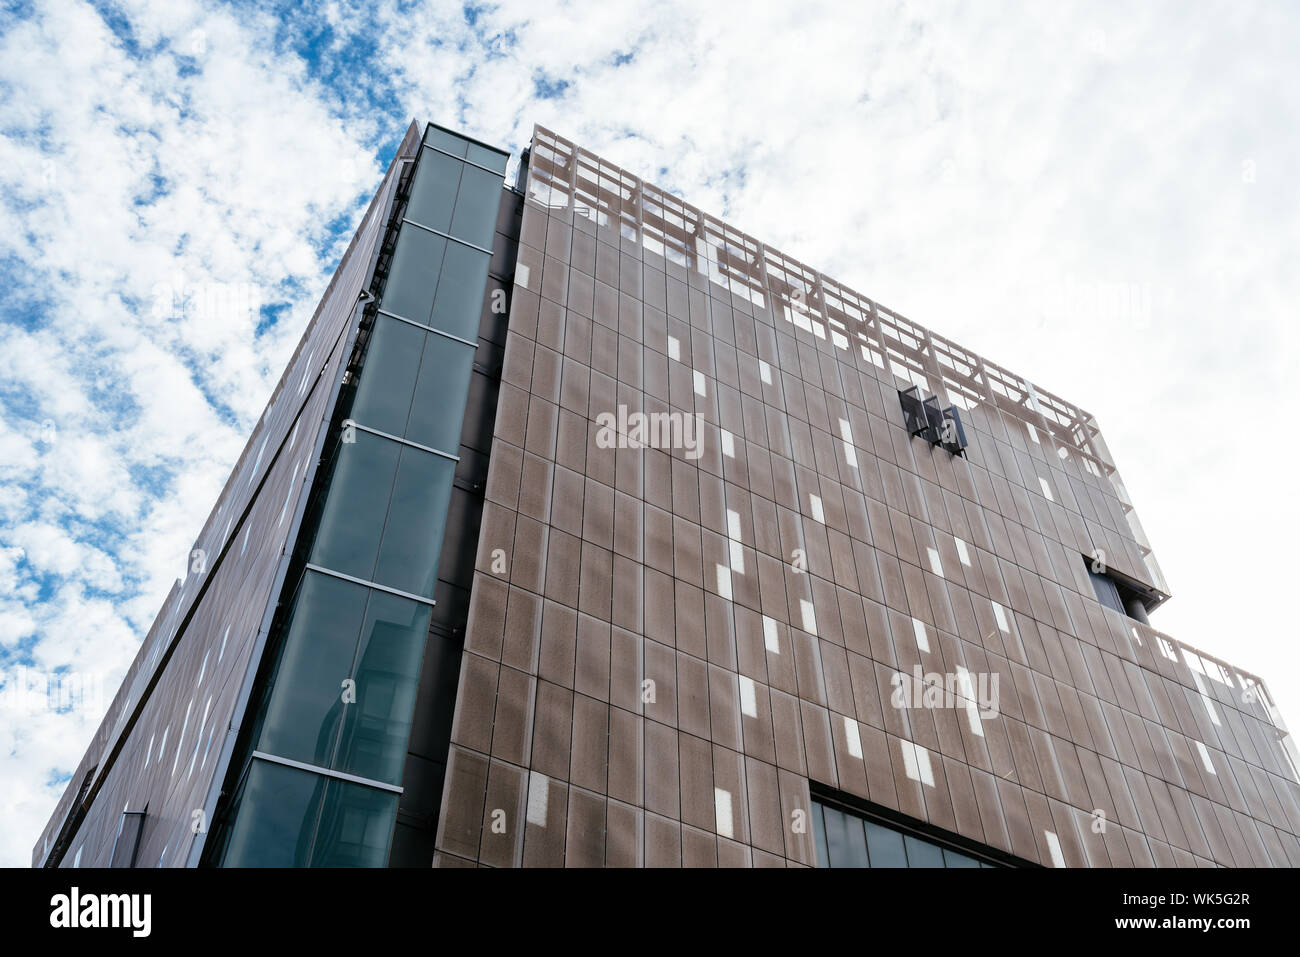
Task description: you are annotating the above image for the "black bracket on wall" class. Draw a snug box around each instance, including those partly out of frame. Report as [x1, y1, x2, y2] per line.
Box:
[899, 386, 968, 456]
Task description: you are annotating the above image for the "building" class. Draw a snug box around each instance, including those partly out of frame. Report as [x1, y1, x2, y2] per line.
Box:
[34, 120, 1300, 869]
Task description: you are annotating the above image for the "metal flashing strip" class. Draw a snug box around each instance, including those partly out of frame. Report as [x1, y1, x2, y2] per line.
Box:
[346, 419, 461, 462]
[375, 307, 479, 349]
[303, 563, 437, 606]
[401, 216, 494, 256]
[251, 751, 404, 795]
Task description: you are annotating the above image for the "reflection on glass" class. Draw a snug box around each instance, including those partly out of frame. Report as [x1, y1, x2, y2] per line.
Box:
[904, 833, 945, 868]
[311, 779, 399, 867]
[813, 798, 997, 868]
[449, 164, 505, 249]
[349, 314, 426, 437]
[373, 448, 455, 597]
[429, 243, 490, 341]
[425, 127, 468, 158]
[257, 571, 369, 769]
[406, 148, 463, 232]
[221, 760, 325, 867]
[381, 225, 447, 325]
[308, 431, 400, 584]
[864, 819, 908, 867]
[335, 592, 431, 785]
[466, 142, 508, 174]
[406, 335, 475, 455]
[822, 805, 869, 867]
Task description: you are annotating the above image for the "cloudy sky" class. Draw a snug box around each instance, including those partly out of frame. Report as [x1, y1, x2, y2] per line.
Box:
[1, 0, 1296, 867]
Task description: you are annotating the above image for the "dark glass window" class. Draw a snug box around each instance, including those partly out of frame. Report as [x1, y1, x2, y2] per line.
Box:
[334, 592, 431, 785]
[1087, 563, 1125, 614]
[811, 802, 828, 862]
[466, 142, 508, 174]
[429, 243, 490, 341]
[308, 430, 401, 585]
[825, 804, 869, 867]
[221, 761, 397, 867]
[349, 314, 427, 437]
[1083, 554, 1155, 622]
[424, 126, 468, 158]
[904, 834, 945, 868]
[350, 313, 475, 455]
[311, 779, 399, 867]
[864, 819, 908, 867]
[406, 148, 464, 232]
[307, 432, 453, 599]
[222, 761, 324, 867]
[405, 335, 475, 454]
[812, 797, 1006, 868]
[257, 571, 370, 769]
[449, 164, 505, 249]
[372, 447, 455, 597]
[381, 225, 447, 325]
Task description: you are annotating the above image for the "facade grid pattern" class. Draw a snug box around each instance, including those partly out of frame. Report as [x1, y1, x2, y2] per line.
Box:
[432, 124, 1300, 868]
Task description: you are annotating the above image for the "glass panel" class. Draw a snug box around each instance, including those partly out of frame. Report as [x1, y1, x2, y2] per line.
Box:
[407, 148, 463, 232]
[373, 447, 455, 596]
[380, 224, 447, 325]
[406, 338, 475, 454]
[467, 142, 508, 174]
[309, 430, 401, 583]
[842, 815, 870, 867]
[335, 591, 431, 784]
[257, 571, 370, 768]
[904, 833, 945, 868]
[449, 164, 504, 249]
[864, 819, 908, 867]
[350, 313, 425, 438]
[1088, 565, 1125, 613]
[429, 243, 490, 341]
[822, 806, 868, 867]
[943, 847, 981, 867]
[811, 802, 829, 868]
[221, 760, 325, 867]
[424, 126, 467, 158]
[822, 806, 846, 867]
[310, 779, 399, 867]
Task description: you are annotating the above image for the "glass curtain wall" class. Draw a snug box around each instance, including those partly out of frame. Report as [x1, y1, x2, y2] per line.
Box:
[216, 126, 508, 867]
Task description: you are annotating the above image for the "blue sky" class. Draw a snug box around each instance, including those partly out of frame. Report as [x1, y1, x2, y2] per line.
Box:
[2, 0, 1298, 867]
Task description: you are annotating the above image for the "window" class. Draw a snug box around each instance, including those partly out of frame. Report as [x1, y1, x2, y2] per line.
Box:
[334, 591, 431, 784]
[428, 242, 490, 340]
[1086, 562, 1125, 614]
[449, 164, 506, 250]
[221, 761, 320, 867]
[309, 432, 401, 585]
[311, 778, 400, 867]
[308, 431, 455, 598]
[898, 386, 968, 456]
[219, 759, 400, 868]
[1083, 555, 1156, 623]
[256, 571, 371, 770]
[109, 809, 146, 868]
[405, 148, 464, 231]
[348, 314, 429, 438]
[811, 795, 1011, 868]
[255, 570, 432, 786]
[381, 225, 448, 326]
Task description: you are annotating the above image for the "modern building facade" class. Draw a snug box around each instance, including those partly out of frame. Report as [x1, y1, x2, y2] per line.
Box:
[35, 120, 1300, 869]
